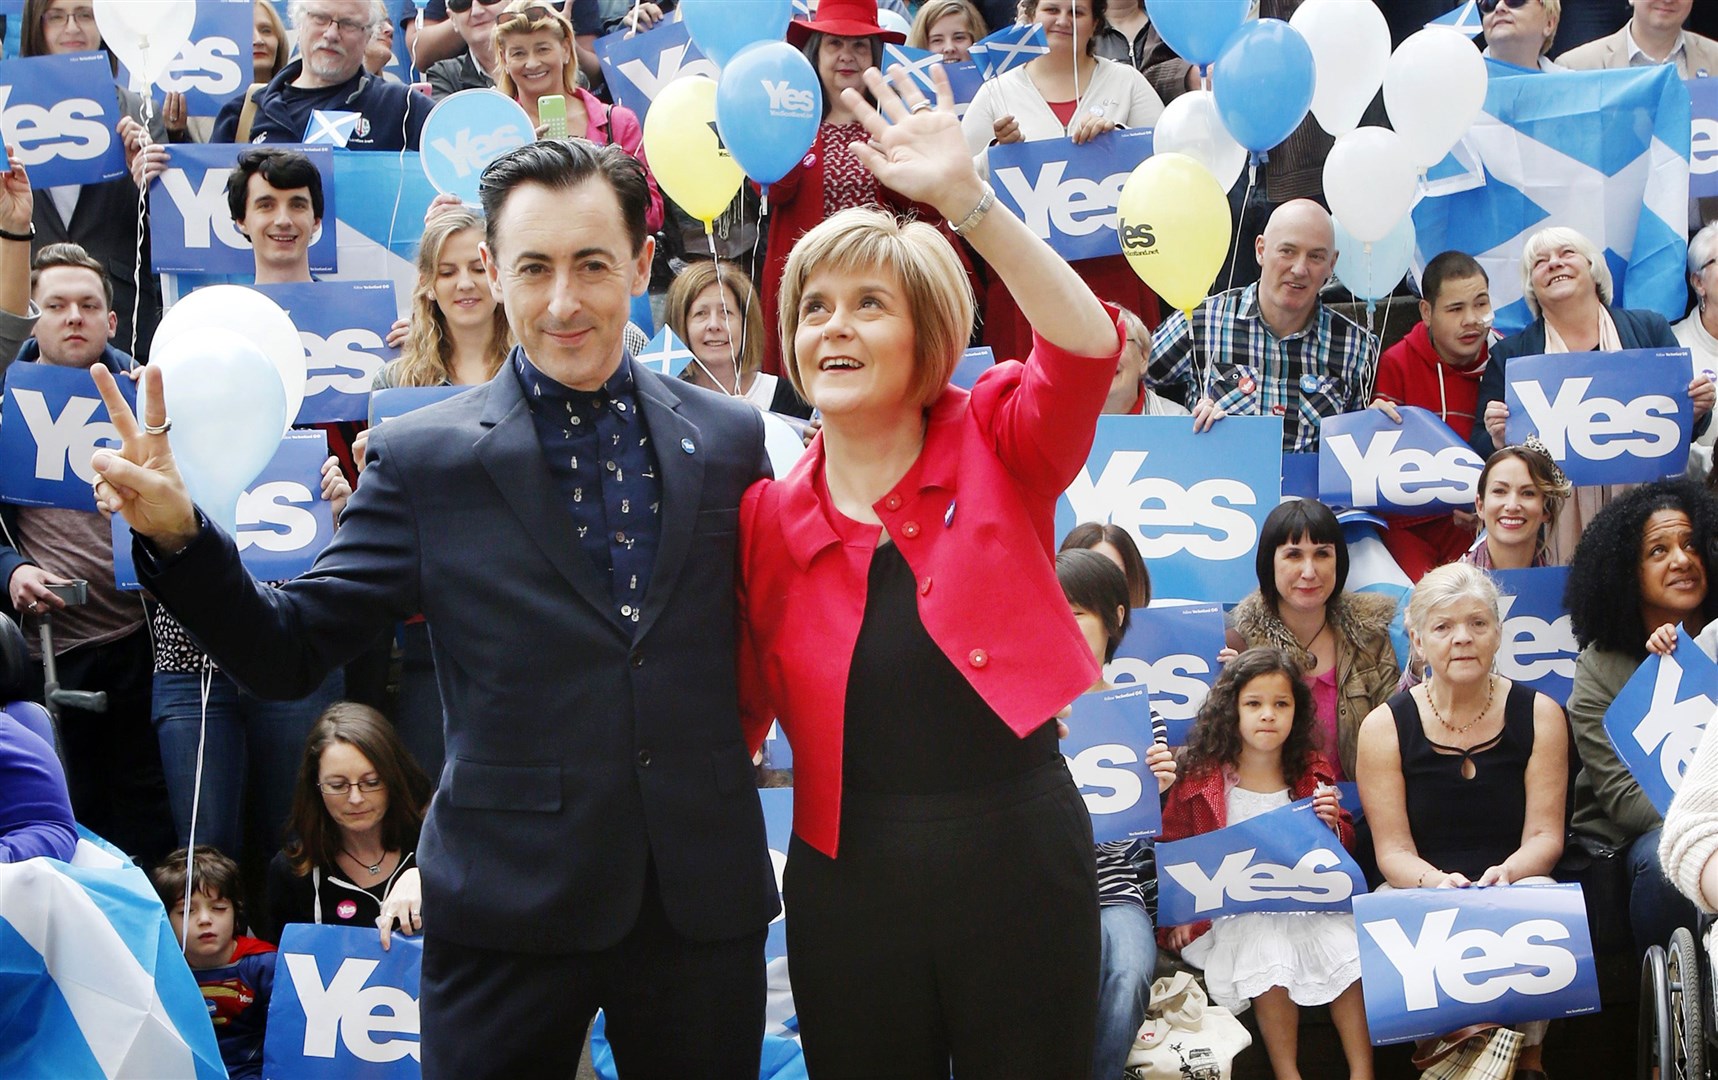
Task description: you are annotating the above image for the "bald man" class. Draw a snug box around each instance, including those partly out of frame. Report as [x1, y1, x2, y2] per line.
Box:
[1144, 199, 1378, 452]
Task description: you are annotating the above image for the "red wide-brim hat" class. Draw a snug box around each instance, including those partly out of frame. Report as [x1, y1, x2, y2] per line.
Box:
[786, 0, 907, 47]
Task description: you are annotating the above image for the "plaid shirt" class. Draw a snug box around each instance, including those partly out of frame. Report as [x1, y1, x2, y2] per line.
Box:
[1145, 283, 1379, 452]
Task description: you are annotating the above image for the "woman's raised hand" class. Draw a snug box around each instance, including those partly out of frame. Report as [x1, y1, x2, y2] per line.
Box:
[845, 65, 985, 226]
[89, 365, 199, 550]
[1646, 622, 1681, 656]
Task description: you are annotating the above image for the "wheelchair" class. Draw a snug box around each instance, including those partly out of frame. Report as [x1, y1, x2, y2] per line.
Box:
[1639, 917, 1714, 1080]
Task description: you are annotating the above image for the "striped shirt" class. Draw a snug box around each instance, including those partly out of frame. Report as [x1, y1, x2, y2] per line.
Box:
[1096, 710, 1169, 911]
[1145, 283, 1378, 452]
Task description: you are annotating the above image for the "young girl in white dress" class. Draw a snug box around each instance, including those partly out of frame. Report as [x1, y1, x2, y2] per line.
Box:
[1158, 647, 1374, 1079]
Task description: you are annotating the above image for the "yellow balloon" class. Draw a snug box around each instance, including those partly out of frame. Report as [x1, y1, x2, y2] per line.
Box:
[1116, 153, 1233, 313]
[641, 76, 744, 226]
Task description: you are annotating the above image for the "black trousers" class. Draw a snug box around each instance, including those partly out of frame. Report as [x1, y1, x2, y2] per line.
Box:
[31, 626, 174, 869]
[785, 759, 1101, 1079]
[420, 867, 766, 1080]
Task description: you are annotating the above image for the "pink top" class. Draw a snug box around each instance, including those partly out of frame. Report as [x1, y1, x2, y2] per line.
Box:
[1311, 666, 1343, 780]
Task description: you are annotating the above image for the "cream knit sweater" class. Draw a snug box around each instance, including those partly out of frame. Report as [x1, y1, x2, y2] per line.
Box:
[1658, 622, 1718, 911]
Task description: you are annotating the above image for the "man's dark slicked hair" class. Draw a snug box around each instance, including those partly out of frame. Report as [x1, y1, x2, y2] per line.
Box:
[478, 139, 650, 259]
[226, 148, 325, 226]
[1419, 250, 1488, 307]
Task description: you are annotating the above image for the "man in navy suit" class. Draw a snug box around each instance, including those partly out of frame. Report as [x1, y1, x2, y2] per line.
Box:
[89, 140, 778, 1079]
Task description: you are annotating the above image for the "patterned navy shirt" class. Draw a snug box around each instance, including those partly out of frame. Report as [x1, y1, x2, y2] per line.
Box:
[513, 348, 662, 630]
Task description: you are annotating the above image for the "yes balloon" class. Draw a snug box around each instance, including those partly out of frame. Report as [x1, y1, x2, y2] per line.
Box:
[1385, 28, 1489, 170]
[717, 42, 823, 191]
[1212, 20, 1315, 156]
[643, 76, 745, 228]
[1117, 154, 1232, 315]
[1290, 0, 1391, 137]
[1153, 90, 1246, 192]
[681, 0, 793, 69]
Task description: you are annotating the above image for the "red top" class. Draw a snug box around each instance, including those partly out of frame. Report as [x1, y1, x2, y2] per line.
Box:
[738, 311, 1126, 856]
[1372, 321, 1488, 443]
[1155, 754, 1353, 948]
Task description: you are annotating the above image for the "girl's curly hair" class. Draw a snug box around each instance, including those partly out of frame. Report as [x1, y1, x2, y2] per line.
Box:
[1565, 477, 1718, 659]
[1182, 647, 1320, 788]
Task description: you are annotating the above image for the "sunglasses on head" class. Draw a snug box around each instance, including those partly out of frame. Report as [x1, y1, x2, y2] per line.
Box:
[1477, 0, 1533, 13]
[447, 0, 508, 12]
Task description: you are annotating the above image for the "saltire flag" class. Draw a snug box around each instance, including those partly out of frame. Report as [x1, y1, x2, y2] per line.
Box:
[883, 43, 944, 97]
[970, 23, 1046, 79]
[635, 326, 696, 377]
[1428, 1, 1483, 38]
[304, 110, 361, 147]
[0, 832, 226, 1079]
[1412, 62, 1691, 337]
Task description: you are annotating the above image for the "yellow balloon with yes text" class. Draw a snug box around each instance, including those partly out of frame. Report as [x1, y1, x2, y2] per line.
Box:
[642, 76, 744, 227]
[1117, 153, 1233, 314]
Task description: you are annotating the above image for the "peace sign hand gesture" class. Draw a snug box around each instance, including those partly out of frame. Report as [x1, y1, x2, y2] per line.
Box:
[845, 64, 986, 228]
[90, 365, 199, 552]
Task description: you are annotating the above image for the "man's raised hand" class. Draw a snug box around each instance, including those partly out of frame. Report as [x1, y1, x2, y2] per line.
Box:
[90, 365, 199, 551]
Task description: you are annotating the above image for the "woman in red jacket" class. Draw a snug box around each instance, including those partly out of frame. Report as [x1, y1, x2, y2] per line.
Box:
[738, 65, 1124, 1077]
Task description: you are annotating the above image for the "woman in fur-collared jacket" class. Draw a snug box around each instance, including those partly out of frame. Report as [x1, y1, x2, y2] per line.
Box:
[1224, 499, 1400, 780]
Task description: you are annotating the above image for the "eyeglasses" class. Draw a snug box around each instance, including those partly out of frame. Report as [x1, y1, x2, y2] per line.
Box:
[317, 776, 385, 796]
[42, 6, 95, 29]
[1702, 258, 1717, 273]
[301, 9, 375, 37]
[448, 0, 509, 12]
[1477, 0, 1533, 14]
[499, 3, 567, 32]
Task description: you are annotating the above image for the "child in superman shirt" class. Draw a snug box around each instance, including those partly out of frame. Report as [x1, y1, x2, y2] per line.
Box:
[154, 846, 276, 1080]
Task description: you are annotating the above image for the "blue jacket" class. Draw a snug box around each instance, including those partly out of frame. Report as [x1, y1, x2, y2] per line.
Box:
[1468, 305, 1694, 460]
[0, 342, 136, 602]
[212, 59, 430, 150]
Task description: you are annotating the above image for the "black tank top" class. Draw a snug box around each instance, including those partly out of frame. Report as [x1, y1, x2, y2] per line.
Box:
[1388, 682, 1537, 880]
[842, 542, 1058, 794]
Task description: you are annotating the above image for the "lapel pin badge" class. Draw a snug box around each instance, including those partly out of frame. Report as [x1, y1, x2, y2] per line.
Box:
[681, 437, 695, 454]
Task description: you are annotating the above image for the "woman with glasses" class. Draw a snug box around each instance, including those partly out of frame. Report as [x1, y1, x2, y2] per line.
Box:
[493, 0, 662, 230]
[1479, 0, 1564, 71]
[260, 703, 433, 944]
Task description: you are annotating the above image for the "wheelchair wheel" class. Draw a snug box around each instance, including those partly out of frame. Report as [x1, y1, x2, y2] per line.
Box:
[1645, 944, 1673, 1080]
[1671, 927, 1709, 1080]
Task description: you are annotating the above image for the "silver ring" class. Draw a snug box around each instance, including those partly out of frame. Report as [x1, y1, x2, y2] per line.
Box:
[26, 601, 36, 611]
[143, 417, 171, 436]
[909, 100, 933, 114]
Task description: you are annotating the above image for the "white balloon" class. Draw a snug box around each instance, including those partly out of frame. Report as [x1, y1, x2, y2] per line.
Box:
[761, 411, 808, 479]
[1151, 90, 1247, 193]
[878, 10, 912, 36]
[152, 286, 306, 434]
[1323, 127, 1417, 244]
[1384, 27, 1488, 169]
[1290, 0, 1391, 137]
[94, 0, 195, 90]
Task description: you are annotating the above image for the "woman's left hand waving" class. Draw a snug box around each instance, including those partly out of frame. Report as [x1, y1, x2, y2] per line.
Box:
[844, 65, 985, 228]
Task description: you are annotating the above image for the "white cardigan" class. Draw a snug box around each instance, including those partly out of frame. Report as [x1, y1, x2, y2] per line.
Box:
[1658, 622, 1718, 911]
[960, 57, 1164, 169]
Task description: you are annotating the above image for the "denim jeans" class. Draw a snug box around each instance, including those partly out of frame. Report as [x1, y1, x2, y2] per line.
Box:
[152, 668, 343, 858]
[1628, 827, 1700, 957]
[1093, 902, 1157, 1080]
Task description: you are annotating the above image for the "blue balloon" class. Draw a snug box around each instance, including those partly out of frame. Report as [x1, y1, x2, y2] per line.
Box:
[1212, 19, 1315, 154]
[1333, 212, 1416, 305]
[1145, 0, 1250, 68]
[716, 42, 823, 188]
[682, 0, 792, 69]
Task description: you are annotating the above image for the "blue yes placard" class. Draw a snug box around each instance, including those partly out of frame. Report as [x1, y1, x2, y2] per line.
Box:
[1156, 797, 1366, 925]
[263, 924, 422, 1078]
[1106, 602, 1224, 746]
[987, 130, 1155, 263]
[112, 432, 336, 589]
[151, 143, 338, 274]
[758, 787, 792, 962]
[0, 363, 133, 511]
[1059, 415, 1282, 604]
[949, 346, 995, 391]
[0, 52, 125, 187]
[1061, 686, 1163, 843]
[1319, 406, 1484, 514]
[597, 22, 719, 130]
[1354, 884, 1601, 1045]
[1691, 78, 1718, 201]
[1603, 626, 1718, 815]
[419, 90, 532, 205]
[1492, 566, 1578, 707]
[254, 281, 401, 424]
[120, 0, 252, 118]
[368, 386, 474, 427]
[1504, 348, 1693, 485]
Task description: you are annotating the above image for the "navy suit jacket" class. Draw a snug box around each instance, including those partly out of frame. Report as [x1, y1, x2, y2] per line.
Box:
[137, 358, 780, 953]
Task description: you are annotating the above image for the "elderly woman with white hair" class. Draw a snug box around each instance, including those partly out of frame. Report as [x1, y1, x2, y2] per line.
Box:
[1479, 0, 1564, 71]
[1676, 222, 1718, 478]
[1472, 226, 1714, 557]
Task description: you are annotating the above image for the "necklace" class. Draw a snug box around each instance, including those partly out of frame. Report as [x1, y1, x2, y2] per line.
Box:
[342, 848, 386, 875]
[1427, 674, 1496, 737]
[1294, 618, 1328, 654]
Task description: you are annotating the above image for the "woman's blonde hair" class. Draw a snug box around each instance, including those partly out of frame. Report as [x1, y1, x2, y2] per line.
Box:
[494, 0, 579, 102]
[389, 209, 512, 388]
[1520, 225, 1611, 317]
[254, 0, 289, 83]
[664, 261, 764, 381]
[778, 207, 974, 408]
[907, 0, 984, 50]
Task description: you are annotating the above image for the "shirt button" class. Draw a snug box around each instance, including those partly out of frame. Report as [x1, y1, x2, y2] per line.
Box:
[637, 750, 652, 767]
[901, 521, 920, 538]
[968, 649, 988, 668]
[615, 531, 627, 543]
[630, 651, 644, 668]
[605, 460, 616, 472]
[620, 604, 633, 617]
[920, 576, 933, 596]
[884, 494, 903, 511]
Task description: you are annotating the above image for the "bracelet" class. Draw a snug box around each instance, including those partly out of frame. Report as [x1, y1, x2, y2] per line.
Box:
[1420, 869, 1436, 888]
[950, 184, 995, 237]
[0, 223, 33, 243]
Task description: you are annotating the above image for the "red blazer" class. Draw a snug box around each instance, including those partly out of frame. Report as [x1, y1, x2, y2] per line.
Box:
[1156, 755, 1355, 949]
[738, 313, 1125, 857]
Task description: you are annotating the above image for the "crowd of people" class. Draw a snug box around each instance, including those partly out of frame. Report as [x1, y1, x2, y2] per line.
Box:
[5, 0, 1718, 1078]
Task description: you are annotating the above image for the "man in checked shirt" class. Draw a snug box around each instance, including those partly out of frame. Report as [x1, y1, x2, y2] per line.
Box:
[1144, 199, 1378, 452]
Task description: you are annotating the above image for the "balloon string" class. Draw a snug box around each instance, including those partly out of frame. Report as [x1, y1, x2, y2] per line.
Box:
[710, 223, 740, 396]
[1222, 161, 1257, 298]
[130, 91, 153, 361]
